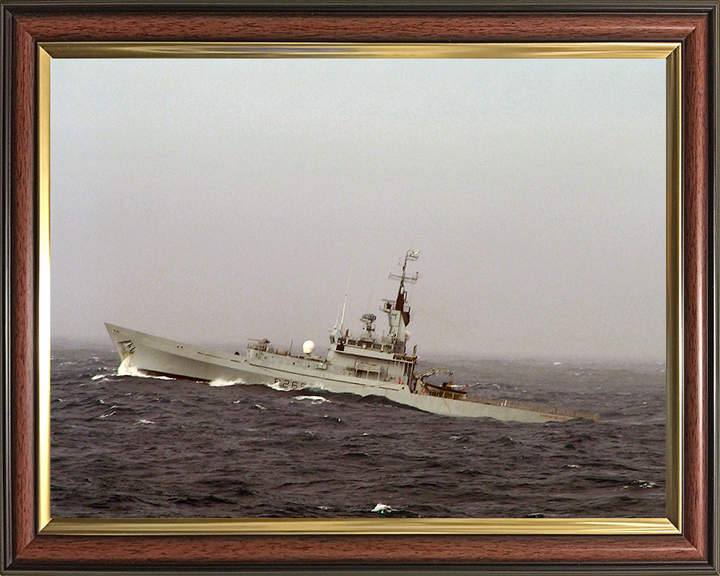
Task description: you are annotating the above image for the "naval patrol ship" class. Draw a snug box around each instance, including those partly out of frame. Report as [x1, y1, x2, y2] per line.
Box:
[106, 251, 598, 423]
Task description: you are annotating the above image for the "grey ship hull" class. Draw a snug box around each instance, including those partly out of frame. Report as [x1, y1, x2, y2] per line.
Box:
[105, 323, 594, 423]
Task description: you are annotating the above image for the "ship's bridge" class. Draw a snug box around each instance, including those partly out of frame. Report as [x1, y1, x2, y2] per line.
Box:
[337, 337, 393, 353]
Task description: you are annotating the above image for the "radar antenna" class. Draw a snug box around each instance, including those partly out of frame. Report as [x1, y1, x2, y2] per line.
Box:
[360, 313, 377, 336]
[386, 250, 419, 327]
[389, 249, 420, 288]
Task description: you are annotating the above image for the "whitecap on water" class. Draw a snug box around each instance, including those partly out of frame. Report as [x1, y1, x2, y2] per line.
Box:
[266, 380, 317, 392]
[209, 378, 244, 387]
[118, 357, 147, 377]
[371, 503, 397, 514]
[293, 395, 330, 405]
[623, 480, 658, 490]
[267, 380, 301, 392]
[117, 357, 173, 380]
[133, 419, 155, 426]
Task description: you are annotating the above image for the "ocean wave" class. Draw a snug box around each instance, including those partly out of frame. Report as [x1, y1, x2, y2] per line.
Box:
[623, 479, 659, 490]
[133, 419, 156, 426]
[51, 349, 667, 519]
[117, 357, 173, 380]
[266, 380, 311, 392]
[370, 503, 420, 518]
[292, 396, 331, 405]
[209, 378, 244, 387]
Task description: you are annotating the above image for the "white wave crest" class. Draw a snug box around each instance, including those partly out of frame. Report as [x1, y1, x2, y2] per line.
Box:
[118, 357, 147, 377]
[293, 395, 331, 405]
[117, 357, 173, 380]
[371, 503, 397, 514]
[209, 378, 244, 387]
[98, 407, 116, 419]
[267, 380, 312, 392]
[623, 480, 658, 490]
[267, 381, 290, 391]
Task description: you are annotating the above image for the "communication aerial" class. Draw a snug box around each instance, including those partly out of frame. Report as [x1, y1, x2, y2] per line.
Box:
[389, 249, 420, 286]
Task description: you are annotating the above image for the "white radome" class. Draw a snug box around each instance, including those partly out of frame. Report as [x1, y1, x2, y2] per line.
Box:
[302, 340, 315, 355]
[404, 330, 411, 341]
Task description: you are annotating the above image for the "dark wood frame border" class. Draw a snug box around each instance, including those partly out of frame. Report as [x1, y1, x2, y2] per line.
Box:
[1, 2, 717, 574]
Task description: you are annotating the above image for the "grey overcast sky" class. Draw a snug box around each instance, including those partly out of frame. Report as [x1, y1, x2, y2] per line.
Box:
[51, 57, 666, 361]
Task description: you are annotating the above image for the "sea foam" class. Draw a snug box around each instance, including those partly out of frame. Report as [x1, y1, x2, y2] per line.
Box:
[117, 357, 172, 380]
[133, 419, 155, 426]
[209, 378, 244, 387]
[293, 396, 331, 405]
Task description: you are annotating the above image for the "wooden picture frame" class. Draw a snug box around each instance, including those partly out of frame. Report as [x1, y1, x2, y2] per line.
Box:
[1, 1, 717, 573]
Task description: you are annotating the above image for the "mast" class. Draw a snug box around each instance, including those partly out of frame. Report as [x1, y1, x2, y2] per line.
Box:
[388, 250, 419, 326]
[381, 250, 419, 353]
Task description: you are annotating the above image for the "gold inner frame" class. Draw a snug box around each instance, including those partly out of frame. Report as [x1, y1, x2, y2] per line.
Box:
[36, 41, 682, 536]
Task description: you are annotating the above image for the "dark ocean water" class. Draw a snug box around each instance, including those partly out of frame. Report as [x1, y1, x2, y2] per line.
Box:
[51, 346, 666, 519]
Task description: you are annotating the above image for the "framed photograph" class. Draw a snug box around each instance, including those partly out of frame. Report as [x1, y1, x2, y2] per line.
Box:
[1, 1, 717, 574]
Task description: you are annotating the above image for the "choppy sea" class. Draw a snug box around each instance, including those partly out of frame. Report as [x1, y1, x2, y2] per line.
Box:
[51, 345, 665, 518]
